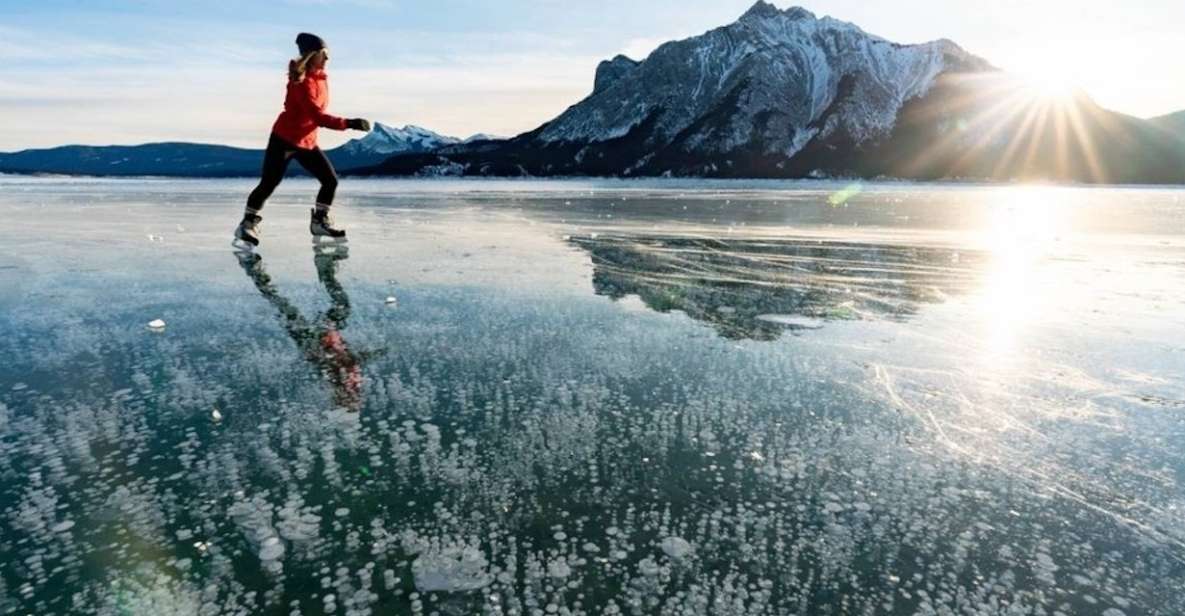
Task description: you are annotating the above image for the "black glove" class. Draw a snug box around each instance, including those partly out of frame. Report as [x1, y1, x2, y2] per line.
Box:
[347, 118, 371, 132]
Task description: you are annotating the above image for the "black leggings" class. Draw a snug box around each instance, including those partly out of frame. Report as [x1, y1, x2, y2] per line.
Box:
[246, 133, 338, 215]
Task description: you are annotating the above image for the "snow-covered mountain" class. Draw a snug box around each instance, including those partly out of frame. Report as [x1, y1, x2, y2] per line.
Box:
[361, 2, 1185, 183]
[538, 2, 990, 155]
[462, 133, 505, 144]
[333, 123, 460, 164]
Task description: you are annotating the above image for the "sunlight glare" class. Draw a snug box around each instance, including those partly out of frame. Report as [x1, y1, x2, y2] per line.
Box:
[1024, 75, 1077, 101]
[1015, 62, 1081, 103]
[974, 187, 1068, 361]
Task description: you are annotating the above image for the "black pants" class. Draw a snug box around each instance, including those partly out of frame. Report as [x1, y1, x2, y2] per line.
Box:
[245, 133, 338, 216]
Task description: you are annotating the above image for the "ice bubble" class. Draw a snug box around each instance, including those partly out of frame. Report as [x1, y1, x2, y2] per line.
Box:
[51, 520, 75, 533]
[147, 319, 166, 330]
[211, 409, 223, 423]
[547, 559, 572, 579]
[411, 545, 492, 593]
[259, 536, 285, 561]
[1035, 552, 1058, 571]
[385, 296, 398, 305]
[659, 537, 693, 561]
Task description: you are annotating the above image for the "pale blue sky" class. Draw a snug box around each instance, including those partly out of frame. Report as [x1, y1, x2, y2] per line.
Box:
[2, 0, 1182, 151]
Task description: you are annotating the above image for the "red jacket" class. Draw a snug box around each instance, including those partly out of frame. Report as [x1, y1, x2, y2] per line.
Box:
[272, 69, 348, 150]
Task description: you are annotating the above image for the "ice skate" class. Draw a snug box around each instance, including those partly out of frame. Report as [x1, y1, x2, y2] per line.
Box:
[310, 208, 347, 242]
[233, 214, 262, 250]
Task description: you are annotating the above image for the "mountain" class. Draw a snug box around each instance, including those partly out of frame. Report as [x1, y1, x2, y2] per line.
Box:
[1152, 110, 1185, 137]
[0, 143, 264, 178]
[0, 123, 459, 177]
[463, 133, 505, 144]
[332, 124, 461, 165]
[360, 2, 1185, 183]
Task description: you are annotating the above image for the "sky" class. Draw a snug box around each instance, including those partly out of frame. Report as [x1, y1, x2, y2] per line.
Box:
[2, 0, 1184, 151]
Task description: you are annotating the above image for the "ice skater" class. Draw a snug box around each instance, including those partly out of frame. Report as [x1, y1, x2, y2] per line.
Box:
[234, 32, 372, 248]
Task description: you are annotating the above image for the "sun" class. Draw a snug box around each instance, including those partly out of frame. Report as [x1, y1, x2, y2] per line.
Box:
[1024, 74, 1077, 101]
[1013, 60, 1082, 102]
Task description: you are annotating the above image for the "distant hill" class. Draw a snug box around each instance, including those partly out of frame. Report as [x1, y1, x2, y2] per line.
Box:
[0, 142, 262, 177]
[357, 2, 1185, 184]
[1152, 110, 1185, 138]
[0, 123, 467, 177]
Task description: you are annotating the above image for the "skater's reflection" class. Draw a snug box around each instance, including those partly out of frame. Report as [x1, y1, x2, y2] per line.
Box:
[236, 246, 364, 411]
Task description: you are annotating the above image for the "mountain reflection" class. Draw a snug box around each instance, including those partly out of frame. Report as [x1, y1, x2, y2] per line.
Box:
[571, 234, 985, 340]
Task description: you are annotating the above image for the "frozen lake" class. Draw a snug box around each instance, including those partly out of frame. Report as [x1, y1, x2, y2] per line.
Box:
[1, 176, 1183, 614]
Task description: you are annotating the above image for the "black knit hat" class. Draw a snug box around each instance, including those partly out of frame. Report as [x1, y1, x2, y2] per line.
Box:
[296, 33, 327, 55]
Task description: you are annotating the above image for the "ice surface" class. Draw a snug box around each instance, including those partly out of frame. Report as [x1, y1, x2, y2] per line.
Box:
[0, 178, 1183, 614]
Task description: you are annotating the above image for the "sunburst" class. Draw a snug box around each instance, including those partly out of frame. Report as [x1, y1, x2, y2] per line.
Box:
[903, 70, 1112, 183]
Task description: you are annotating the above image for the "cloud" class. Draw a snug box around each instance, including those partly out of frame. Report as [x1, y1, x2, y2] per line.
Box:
[0, 25, 156, 63]
[0, 45, 601, 150]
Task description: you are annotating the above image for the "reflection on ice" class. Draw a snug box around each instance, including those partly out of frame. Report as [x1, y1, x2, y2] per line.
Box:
[237, 245, 367, 411]
[572, 234, 985, 340]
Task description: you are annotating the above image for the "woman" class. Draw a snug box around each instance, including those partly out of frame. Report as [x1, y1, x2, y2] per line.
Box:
[235, 32, 371, 248]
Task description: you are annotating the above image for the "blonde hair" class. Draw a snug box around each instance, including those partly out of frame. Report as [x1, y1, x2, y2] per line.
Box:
[288, 49, 325, 83]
